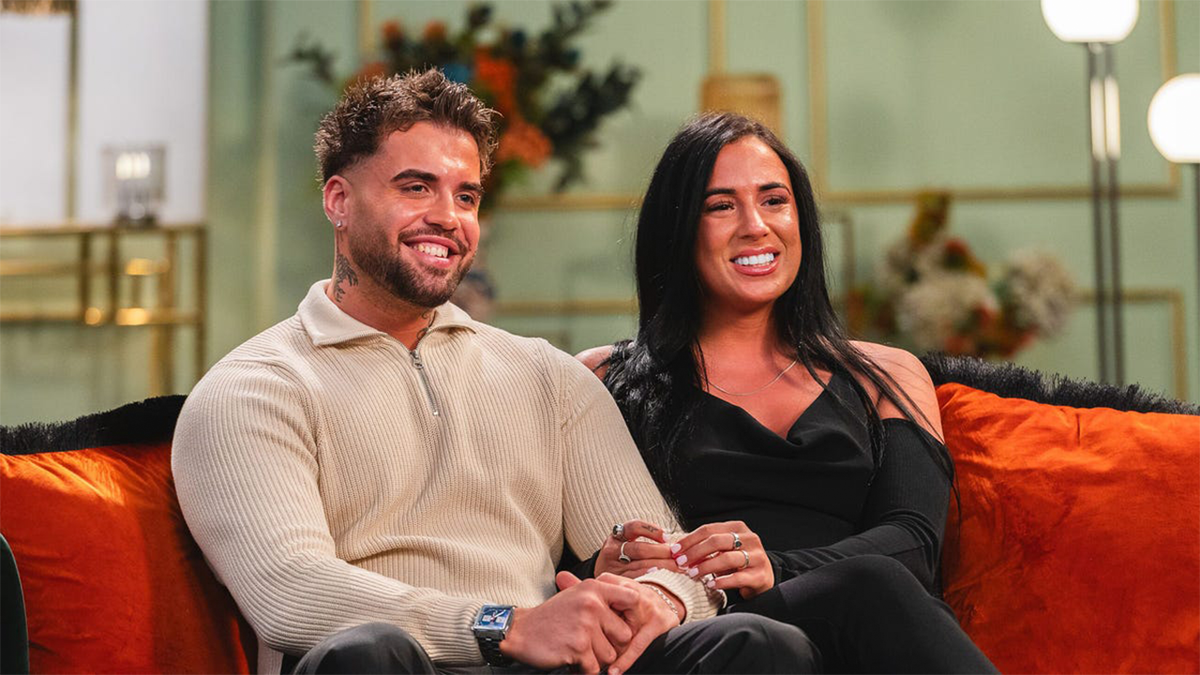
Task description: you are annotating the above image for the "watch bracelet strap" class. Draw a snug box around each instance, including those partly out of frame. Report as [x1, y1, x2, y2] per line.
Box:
[477, 636, 514, 666]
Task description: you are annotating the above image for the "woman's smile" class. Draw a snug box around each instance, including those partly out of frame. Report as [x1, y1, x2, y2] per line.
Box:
[730, 247, 781, 276]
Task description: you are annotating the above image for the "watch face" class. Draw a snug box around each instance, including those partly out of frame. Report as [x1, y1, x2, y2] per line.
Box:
[476, 605, 513, 631]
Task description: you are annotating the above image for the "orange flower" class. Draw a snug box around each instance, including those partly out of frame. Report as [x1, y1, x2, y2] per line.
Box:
[382, 20, 403, 44]
[347, 61, 389, 90]
[944, 334, 974, 356]
[942, 238, 988, 277]
[423, 21, 448, 42]
[972, 303, 998, 328]
[497, 119, 552, 167]
[474, 47, 517, 114]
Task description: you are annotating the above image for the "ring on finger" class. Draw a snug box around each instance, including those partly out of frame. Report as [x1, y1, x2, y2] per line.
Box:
[619, 541, 632, 564]
[731, 532, 742, 550]
[612, 523, 626, 541]
[739, 550, 750, 569]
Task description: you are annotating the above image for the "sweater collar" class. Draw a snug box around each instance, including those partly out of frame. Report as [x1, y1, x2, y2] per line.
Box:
[298, 280, 477, 347]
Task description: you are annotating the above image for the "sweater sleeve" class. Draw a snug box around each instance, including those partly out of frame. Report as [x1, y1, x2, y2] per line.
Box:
[171, 360, 487, 664]
[554, 351, 725, 621]
[765, 419, 950, 594]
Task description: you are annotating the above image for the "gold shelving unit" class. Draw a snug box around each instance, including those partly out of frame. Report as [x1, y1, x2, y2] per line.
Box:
[0, 222, 207, 396]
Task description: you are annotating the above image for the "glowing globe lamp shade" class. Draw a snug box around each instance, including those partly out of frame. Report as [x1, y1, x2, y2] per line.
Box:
[1149, 74, 1200, 164]
[1041, 0, 1139, 43]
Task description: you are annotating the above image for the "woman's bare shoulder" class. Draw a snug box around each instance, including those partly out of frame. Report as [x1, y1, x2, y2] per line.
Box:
[847, 341, 943, 439]
[850, 340, 928, 375]
[574, 345, 614, 379]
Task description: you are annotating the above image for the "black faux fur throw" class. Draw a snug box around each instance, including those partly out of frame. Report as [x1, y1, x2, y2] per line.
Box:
[0, 395, 187, 456]
[920, 353, 1199, 416]
[1, 355, 1194, 455]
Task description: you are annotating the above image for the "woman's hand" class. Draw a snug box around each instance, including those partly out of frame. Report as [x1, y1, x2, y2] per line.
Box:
[671, 521, 774, 599]
[594, 519, 676, 578]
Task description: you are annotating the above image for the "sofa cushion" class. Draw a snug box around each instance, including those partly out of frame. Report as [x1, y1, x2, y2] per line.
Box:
[937, 381, 1200, 674]
[0, 400, 255, 674]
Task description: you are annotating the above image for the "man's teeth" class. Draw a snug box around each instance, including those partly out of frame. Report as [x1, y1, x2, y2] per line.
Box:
[733, 253, 776, 266]
[414, 243, 449, 258]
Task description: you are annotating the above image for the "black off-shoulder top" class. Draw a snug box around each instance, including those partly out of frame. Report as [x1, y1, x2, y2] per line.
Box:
[672, 370, 950, 594]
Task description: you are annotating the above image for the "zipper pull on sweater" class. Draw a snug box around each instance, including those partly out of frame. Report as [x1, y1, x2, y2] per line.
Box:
[409, 348, 440, 417]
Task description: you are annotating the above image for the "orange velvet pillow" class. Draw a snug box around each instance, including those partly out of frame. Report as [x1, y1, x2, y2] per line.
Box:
[0, 442, 255, 674]
[938, 382, 1200, 674]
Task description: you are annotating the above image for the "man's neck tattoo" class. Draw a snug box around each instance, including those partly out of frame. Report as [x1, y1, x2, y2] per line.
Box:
[332, 253, 359, 303]
[415, 311, 434, 343]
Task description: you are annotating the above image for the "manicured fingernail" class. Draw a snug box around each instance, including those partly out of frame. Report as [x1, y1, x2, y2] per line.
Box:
[687, 567, 699, 577]
[705, 579, 716, 588]
[675, 554, 688, 565]
[648, 566, 659, 573]
[670, 543, 681, 554]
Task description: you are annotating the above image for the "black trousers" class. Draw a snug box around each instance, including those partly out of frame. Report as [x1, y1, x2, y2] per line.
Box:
[1, 534, 30, 675]
[727, 555, 997, 674]
[288, 613, 819, 674]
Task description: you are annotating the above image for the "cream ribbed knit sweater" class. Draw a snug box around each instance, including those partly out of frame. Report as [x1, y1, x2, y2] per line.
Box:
[172, 281, 720, 673]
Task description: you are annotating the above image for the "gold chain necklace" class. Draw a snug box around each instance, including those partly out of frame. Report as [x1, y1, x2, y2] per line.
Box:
[707, 358, 799, 397]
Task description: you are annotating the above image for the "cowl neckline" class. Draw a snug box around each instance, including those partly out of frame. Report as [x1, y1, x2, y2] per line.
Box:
[697, 369, 846, 445]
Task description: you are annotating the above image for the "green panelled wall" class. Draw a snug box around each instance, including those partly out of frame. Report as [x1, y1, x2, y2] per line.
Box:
[1, 0, 1196, 424]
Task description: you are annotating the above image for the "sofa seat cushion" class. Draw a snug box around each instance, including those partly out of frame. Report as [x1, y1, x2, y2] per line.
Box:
[0, 440, 255, 674]
[937, 382, 1200, 674]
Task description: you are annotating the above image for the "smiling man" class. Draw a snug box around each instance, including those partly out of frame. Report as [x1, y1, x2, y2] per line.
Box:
[171, 70, 816, 675]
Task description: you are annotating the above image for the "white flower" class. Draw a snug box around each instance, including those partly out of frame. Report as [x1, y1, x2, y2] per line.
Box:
[911, 233, 952, 278]
[875, 233, 951, 295]
[999, 250, 1075, 337]
[895, 274, 998, 352]
[876, 240, 915, 295]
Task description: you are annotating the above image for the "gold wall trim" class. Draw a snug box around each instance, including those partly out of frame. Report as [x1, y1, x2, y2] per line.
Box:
[357, 0, 374, 62]
[1156, 0, 1182, 193]
[0, 310, 201, 325]
[807, 0, 829, 200]
[1075, 287, 1188, 401]
[255, 5, 280, 329]
[200, 0, 214, 364]
[496, 192, 642, 212]
[495, 287, 1188, 401]
[31, 0, 82, 219]
[821, 183, 1179, 205]
[66, 0, 78, 219]
[707, 0, 726, 74]
[0, 222, 205, 236]
[806, 0, 1181, 204]
[495, 298, 637, 316]
[1, 0, 74, 13]
[195, 226, 208, 379]
[1159, 0, 1177, 91]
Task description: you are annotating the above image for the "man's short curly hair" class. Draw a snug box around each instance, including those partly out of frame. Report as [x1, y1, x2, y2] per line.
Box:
[314, 68, 499, 184]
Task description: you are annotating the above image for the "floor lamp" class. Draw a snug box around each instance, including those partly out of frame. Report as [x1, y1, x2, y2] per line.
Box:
[1148, 74, 1200, 379]
[1042, 0, 1138, 385]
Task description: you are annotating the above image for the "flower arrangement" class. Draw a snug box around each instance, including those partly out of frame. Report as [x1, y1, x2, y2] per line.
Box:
[287, 1, 639, 210]
[849, 191, 1076, 359]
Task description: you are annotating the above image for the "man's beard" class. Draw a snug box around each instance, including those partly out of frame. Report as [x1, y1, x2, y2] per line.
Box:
[348, 229, 474, 308]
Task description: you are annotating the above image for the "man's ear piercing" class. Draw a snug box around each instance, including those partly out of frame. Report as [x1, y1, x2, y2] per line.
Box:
[335, 220, 344, 229]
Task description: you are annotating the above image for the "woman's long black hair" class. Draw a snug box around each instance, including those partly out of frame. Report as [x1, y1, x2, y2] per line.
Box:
[602, 112, 954, 513]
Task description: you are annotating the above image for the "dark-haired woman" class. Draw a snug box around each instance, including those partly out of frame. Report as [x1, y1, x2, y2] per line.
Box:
[576, 112, 996, 674]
